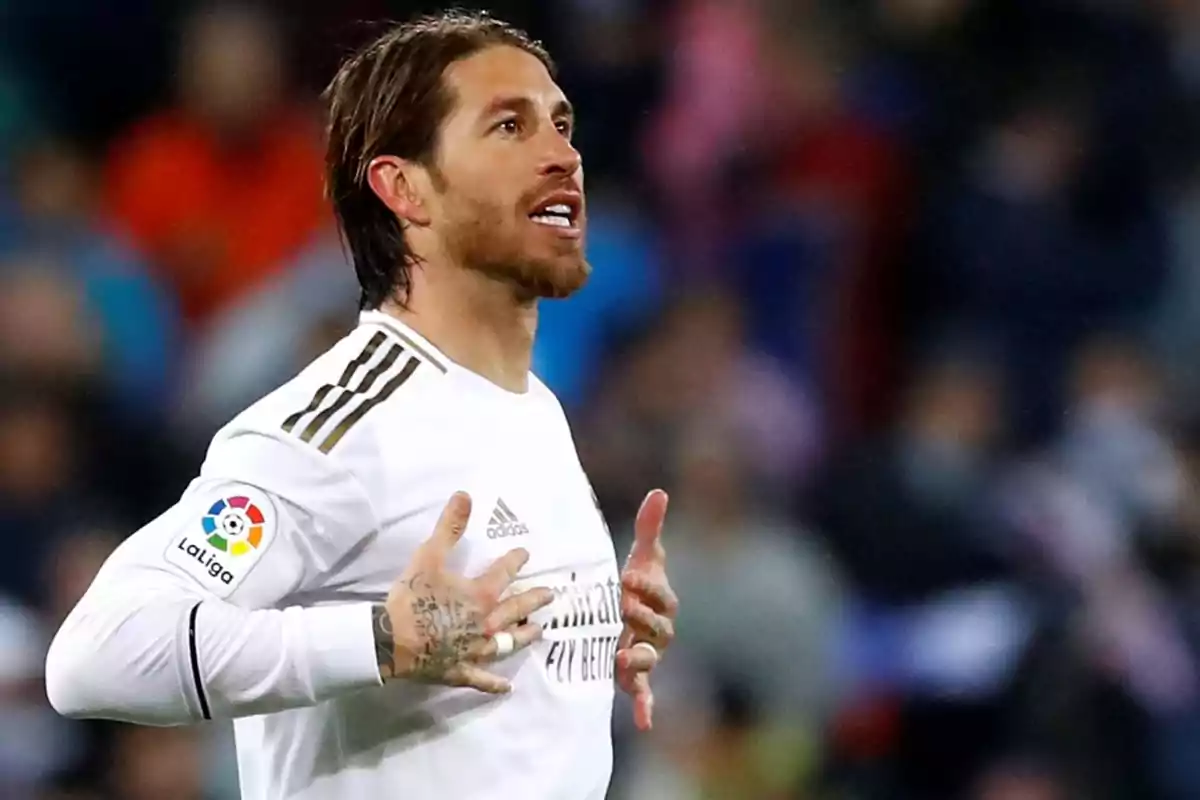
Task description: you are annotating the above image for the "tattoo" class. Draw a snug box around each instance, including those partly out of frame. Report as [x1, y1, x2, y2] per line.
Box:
[403, 573, 482, 683]
[372, 603, 398, 680]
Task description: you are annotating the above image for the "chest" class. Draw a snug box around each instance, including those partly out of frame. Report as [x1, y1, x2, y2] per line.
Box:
[337, 396, 615, 595]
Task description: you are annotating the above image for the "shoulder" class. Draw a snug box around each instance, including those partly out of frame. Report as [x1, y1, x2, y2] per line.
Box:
[528, 373, 566, 414]
[527, 373, 575, 435]
[209, 323, 449, 480]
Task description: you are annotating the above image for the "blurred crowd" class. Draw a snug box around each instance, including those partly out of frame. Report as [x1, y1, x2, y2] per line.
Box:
[0, 0, 1198, 798]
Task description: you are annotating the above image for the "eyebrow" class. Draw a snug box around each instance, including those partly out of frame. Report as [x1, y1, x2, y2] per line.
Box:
[480, 95, 575, 124]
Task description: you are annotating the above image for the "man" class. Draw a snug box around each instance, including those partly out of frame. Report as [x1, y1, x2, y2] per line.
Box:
[44, 11, 678, 799]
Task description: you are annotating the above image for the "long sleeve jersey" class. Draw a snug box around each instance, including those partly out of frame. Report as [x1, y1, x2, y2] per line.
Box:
[46, 311, 624, 799]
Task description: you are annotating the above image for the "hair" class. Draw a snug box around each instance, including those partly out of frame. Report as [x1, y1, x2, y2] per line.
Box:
[323, 10, 555, 310]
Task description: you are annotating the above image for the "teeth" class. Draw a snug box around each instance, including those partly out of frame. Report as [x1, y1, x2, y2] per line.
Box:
[531, 214, 572, 228]
[544, 204, 572, 214]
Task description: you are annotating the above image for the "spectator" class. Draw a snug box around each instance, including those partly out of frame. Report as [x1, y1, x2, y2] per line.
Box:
[1002, 335, 1200, 798]
[1, 141, 178, 416]
[0, 269, 190, 575]
[581, 290, 818, 523]
[809, 343, 1036, 798]
[920, 78, 1170, 438]
[641, 0, 775, 277]
[611, 422, 839, 798]
[809, 342, 1013, 607]
[0, 596, 67, 799]
[0, 375, 96, 608]
[102, 2, 328, 330]
[0, 266, 101, 383]
[742, 13, 911, 438]
[174, 233, 357, 438]
[642, 422, 842, 725]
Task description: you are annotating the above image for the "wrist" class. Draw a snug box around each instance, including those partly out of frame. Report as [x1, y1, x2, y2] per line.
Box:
[371, 603, 399, 681]
[371, 601, 420, 682]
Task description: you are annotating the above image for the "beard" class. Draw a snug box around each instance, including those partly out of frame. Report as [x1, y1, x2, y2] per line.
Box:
[440, 191, 591, 300]
[480, 249, 592, 299]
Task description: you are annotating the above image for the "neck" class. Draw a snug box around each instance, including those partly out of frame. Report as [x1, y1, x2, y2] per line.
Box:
[381, 263, 538, 394]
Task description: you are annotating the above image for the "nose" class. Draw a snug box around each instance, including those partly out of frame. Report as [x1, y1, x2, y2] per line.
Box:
[539, 128, 582, 177]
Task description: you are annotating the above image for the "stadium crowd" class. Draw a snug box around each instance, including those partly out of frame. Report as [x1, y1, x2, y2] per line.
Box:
[0, 0, 1198, 798]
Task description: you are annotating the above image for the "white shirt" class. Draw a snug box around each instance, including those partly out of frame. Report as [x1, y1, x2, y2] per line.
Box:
[45, 311, 624, 800]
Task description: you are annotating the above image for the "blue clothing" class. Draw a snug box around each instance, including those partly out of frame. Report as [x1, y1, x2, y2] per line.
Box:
[0, 208, 179, 415]
[533, 203, 663, 408]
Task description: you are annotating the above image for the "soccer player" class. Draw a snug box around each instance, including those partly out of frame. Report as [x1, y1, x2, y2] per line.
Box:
[44, 11, 678, 799]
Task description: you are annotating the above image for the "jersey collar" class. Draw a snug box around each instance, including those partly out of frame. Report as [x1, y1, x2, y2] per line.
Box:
[358, 310, 450, 375]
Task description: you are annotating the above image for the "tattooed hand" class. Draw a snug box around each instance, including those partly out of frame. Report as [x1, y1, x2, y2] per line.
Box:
[373, 492, 553, 694]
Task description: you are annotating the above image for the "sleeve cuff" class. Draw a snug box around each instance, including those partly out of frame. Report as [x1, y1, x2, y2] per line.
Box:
[301, 602, 383, 698]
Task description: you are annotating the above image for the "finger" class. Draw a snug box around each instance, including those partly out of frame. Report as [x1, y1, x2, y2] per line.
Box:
[622, 571, 679, 616]
[472, 547, 530, 603]
[475, 622, 544, 661]
[413, 492, 472, 568]
[627, 489, 669, 567]
[621, 601, 675, 647]
[632, 672, 654, 731]
[617, 642, 660, 672]
[484, 587, 555, 634]
[616, 625, 635, 662]
[448, 663, 512, 695]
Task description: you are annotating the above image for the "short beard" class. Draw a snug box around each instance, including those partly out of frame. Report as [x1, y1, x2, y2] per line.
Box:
[477, 254, 591, 300]
[444, 199, 591, 300]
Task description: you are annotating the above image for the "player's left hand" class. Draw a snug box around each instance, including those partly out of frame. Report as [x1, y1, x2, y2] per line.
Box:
[616, 489, 677, 732]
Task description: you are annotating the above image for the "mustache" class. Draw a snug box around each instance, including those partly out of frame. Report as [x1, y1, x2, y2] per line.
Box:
[520, 177, 583, 207]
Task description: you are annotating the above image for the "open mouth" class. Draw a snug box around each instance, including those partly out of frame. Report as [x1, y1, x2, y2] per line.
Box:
[528, 192, 582, 234]
[530, 203, 576, 228]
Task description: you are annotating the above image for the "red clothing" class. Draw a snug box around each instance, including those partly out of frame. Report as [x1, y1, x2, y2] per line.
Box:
[775, 116, 911, 438]
[104, 109, 329, 324]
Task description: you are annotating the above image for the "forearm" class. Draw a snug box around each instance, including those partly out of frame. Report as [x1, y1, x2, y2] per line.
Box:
[46, 587, 382, 725]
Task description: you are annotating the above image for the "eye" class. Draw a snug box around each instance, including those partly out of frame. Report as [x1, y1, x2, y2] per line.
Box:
[555, 119, 573, 138]
[494, 117, 521, 136]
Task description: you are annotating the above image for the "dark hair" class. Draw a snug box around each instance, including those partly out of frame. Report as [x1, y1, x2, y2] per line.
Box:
[323, 10, 554, 310]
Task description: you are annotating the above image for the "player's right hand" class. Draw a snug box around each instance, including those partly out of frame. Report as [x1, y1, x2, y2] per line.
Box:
[375, 491, 552, 693]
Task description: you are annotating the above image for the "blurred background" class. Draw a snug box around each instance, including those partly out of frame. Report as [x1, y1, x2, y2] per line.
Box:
[0, 0, 1198, 798]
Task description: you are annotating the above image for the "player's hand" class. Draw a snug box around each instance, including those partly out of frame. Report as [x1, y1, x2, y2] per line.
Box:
[376, 491, 553, 694]
[616, 489, 677, 732]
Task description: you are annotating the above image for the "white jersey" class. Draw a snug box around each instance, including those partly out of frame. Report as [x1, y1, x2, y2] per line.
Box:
[45, 311, 623, 800]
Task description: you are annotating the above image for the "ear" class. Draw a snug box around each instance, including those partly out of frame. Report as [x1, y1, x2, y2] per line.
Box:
[366, 155, 432, 227]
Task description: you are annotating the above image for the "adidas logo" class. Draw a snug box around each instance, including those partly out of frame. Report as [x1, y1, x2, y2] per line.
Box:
[487, 498, 529, 539]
